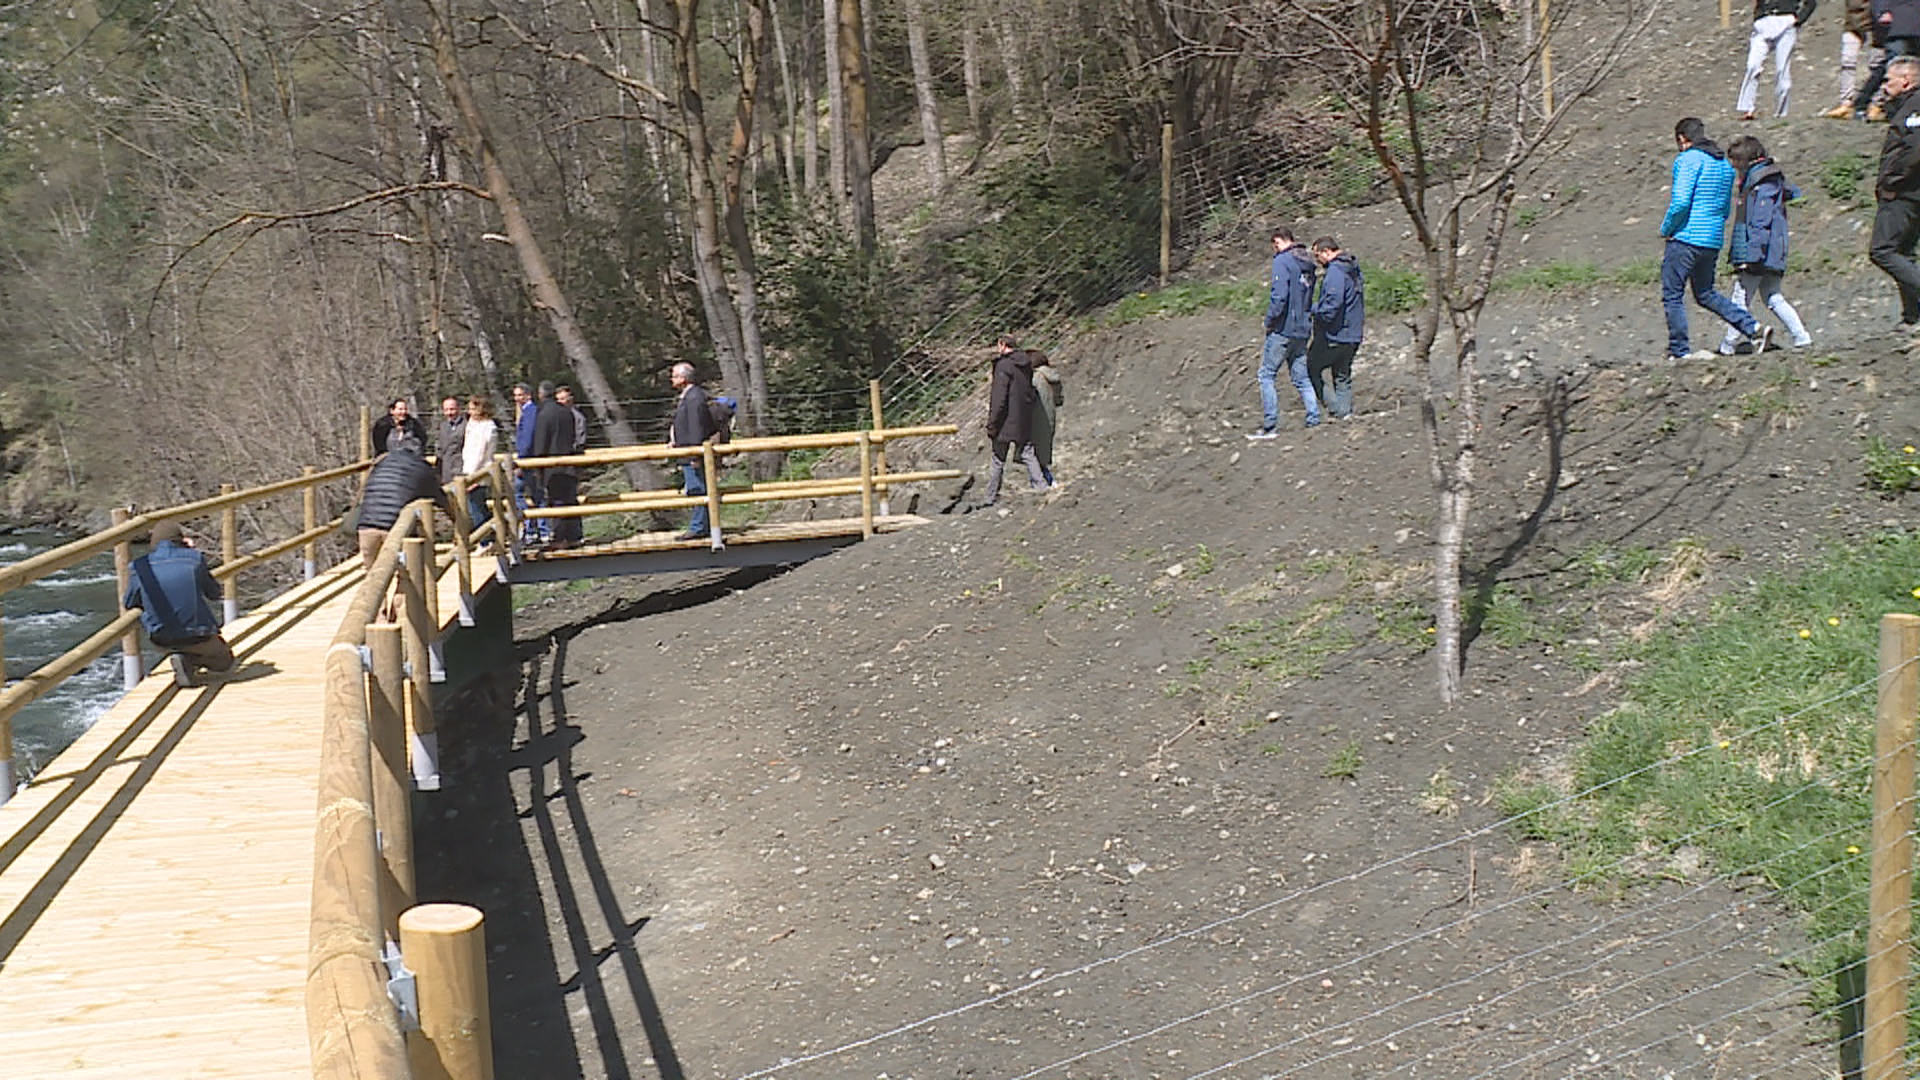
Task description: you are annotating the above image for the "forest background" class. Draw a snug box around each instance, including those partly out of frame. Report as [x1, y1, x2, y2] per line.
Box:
[0, 0, 1368, 525]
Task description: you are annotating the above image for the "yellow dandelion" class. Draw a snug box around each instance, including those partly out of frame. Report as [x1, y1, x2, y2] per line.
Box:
[1849, 845, 1862, 855]
[1718, 740, 1731, 749]
[1798, 628, 1812, 638]
[1424, 627, 1436, 634]
[1828, 617, 1841, 626]
[1912, 586, 1920, 599]
[1906, 446, 1916, 454]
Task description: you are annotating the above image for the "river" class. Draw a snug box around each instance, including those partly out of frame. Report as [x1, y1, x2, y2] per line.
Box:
[2, 529, 135, 780]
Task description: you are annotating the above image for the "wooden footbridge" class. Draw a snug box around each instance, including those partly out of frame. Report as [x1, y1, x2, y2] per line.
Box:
[0, 403, 955, 1078]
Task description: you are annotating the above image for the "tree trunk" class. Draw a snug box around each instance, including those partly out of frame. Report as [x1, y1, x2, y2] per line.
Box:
[723, 0, 774, 434]
[667, 0, 756, 421]
[823, 0, 846, 211]
[902, 0, 945, 193]
[769, 0, 802, 199]
[837, 0, 876, 250]
[960, 17, 985, 143]
[989, 4, 1028, 124]
[427, 0, 652, 479]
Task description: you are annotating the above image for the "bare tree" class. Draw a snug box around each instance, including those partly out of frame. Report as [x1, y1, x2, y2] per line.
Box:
[837, 0, 877, 250]
[1258, 0, 1650, 701]
[902, 0, 946, 193]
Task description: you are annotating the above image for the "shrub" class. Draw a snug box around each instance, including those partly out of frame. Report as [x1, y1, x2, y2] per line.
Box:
[1819, 152, 1872, 203]
[1862, 434, 1920, 493]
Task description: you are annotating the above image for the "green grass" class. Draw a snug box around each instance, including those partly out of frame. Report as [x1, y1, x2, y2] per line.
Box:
[1862, 435, 1920, 494]
[1567, 541, 1664, 587]
[1099, 263, 1427, 329]
[1493, 259, 1658, 293]
[1495, 530, 1920, 988]
[1322, 739, 1364, 779]
[1818, 151, 1872, 203]
[1210, 598, 1355, 680]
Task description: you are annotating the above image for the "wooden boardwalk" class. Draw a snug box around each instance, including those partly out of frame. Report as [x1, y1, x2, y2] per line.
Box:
[0, 513, 922, 1077]
[0, 559, 468, 1078]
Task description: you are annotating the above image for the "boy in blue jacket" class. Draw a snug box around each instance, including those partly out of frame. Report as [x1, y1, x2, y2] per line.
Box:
[1249, 228, 1320, 439]
[1307, 237, 1365, 419]
[1660, 117, 1768, 359]
[1719, 136, 1813, 353]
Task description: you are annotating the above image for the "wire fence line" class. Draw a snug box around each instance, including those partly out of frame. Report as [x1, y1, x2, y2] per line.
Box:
[728, 660, 1912, 1079]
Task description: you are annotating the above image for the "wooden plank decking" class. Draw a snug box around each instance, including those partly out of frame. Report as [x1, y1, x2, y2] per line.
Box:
[0, 558, 473, 1078]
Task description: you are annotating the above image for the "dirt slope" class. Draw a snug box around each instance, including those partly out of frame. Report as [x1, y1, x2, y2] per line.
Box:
[418, 6, 1920, 1078]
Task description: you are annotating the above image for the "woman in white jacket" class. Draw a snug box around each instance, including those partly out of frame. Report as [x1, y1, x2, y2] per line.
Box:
[460, 396, 500, 527]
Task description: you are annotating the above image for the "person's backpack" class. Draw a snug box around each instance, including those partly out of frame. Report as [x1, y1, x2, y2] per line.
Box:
[706, 395, 736, 443]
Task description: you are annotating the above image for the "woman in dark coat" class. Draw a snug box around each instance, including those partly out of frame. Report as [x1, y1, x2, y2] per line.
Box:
[982, 336, 1051, 505]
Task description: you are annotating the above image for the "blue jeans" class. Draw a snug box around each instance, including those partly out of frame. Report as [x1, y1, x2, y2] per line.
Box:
[681, 462, 710, 535]
[1259, 333, 1317, 428]
[1661, 239, 1758, 356]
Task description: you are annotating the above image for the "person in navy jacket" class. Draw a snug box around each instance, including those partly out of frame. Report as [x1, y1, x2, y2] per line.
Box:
[1249, 228, 1320, 438]
[1719, 136, 1812, 352]
[1307, 237, 1365, 420]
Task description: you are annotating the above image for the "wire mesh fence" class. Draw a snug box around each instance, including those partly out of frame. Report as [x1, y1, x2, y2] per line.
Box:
[715, 649, 1915, 1079]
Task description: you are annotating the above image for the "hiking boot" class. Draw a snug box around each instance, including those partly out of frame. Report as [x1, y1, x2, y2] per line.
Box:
[169, 653, 199, 689]
[1870, 104, 1888, 122]
[1738, 110, 1756, 121]
[1825, 103, 1857, 119]
[1245, 427, 1278, 441]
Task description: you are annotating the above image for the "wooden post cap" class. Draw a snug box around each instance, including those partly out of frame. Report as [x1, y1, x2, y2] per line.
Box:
[400, 903, 483, 935]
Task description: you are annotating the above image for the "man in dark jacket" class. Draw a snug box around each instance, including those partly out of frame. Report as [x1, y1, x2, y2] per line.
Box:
[1307, 237, 1366, 420]
[668, 362, 720, 541]
[511, 382, 544, 543]
[436, 395, 466, 486]
[123, 520, 233, 688]
[1250, 227, 1320, 438]
[981, 336, 1050, 506]
[1853, 0, 1920, 117]
[1871, 56, 1920, 326]
[369, 398, 427, 458]
[356, 439, 449, 565]
[1737, 0, 1818, 119]
[531, 380, 581, 549]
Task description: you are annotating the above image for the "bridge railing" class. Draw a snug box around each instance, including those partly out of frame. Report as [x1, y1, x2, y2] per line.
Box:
[310, 498, 490, 1080]
[0, 458, 373, 798]
[509, 423, 962, 549]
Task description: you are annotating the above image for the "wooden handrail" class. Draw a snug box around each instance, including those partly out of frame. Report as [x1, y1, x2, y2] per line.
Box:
[0, 458, 371, 594]
[214, 516, 350, 582]
[0, 610, 142, 753]
[522, 469, 965, 518]
[308, 501, 422, 1080]
[511, 423, 957, 470]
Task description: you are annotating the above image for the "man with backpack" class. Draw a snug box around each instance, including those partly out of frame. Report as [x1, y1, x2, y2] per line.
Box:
[669, 362, 721, 541]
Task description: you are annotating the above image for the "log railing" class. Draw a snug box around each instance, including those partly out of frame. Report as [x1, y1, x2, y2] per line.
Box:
[0, 458, 373, 800]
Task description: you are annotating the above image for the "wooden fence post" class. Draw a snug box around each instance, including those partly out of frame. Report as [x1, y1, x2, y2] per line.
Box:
[0, 578, 9, 802]
[857, 432, 875, 539]
[1539, 0, 1555, 116]
[220, 483, 239, 625]
[1160, 120, 1173, 288]
[367, 623, 414, 942]
[1868, 612, 1920, 1080]
[702, 442, 723, 548]
[451, 475, 474, 626]
[112, 507, 142, 691]
[489, 462, 512, 573]
[303, 466, 319, 581]
[868, 379, 891, 516]
[360, 404, 373, 462]
[402, 534, 440, 791]
[399, 903, 493, 1080]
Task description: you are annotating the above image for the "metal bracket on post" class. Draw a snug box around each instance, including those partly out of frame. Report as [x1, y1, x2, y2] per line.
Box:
[381, 939, 421, 1032]
[358, 645, 374, 673]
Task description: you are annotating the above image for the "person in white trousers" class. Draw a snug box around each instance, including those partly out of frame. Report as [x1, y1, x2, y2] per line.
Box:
[1738, 0, 1819, 119]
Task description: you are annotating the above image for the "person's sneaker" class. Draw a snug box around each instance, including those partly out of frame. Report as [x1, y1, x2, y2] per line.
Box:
[1790, 337, 1813, 348]
[1681, 349, 1718, 360]
[1246, 427, 1279, 441]
[1738, 111, 1756, 121]
[1753, 325, 1773, 353]
[169, 653, 199, 689]
[1825, 103, 1857, 119]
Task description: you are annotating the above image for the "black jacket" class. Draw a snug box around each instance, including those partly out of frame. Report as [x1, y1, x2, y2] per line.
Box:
[1873, 0, 1920, 40]
[1880, 87, 1920, 199]
[1755, 0, 1815, 21]
[359, 449, 449, 531]
[438, 416, 466, 484]
[986, 349, 1038, 445]
[671, 384, 717, 448]
[531, 399, 576, 460]
[369, 414, 427, 457]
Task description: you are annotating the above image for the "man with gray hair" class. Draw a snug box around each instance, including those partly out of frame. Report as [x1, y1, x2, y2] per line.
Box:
[668, 362, 720, 541]
[1871, 54, 1920, 327]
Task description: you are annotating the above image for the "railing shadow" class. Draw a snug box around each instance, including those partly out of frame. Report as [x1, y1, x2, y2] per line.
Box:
[419, 567, 785, 1077]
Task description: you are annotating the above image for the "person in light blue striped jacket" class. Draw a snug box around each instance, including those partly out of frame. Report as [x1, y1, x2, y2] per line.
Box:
[1659, 117, 1767, 359]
